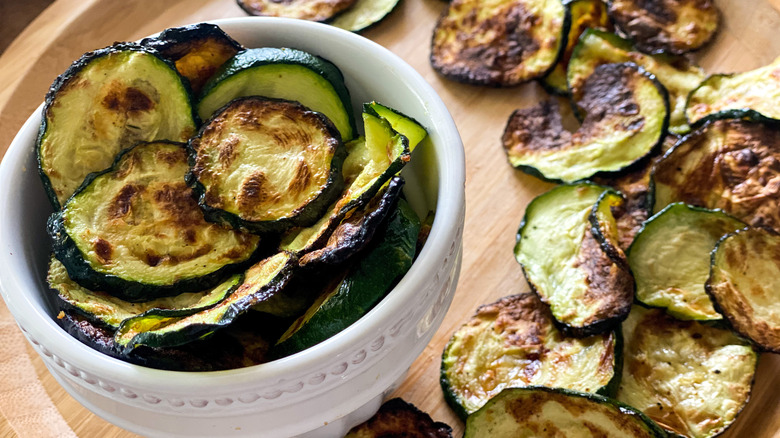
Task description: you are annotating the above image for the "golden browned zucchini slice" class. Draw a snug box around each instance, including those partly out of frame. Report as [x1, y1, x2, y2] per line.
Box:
[617, 306, 757, 437]
[345, 398, 453, 438]
[328, 0, 402, 33]
[607, 0, 720, 55]
[236, 0, 357, 21]
[441, 293, 621, 420]
[188, 97, 346, 234]
[707, 227, 780, 353]
[503, 62, 668, 183]
[652, 119, 780, 231]
[431, 0, 570, 86]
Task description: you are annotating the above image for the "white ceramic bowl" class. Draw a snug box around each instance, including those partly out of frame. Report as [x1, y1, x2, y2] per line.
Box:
[0, 17, 464, 438]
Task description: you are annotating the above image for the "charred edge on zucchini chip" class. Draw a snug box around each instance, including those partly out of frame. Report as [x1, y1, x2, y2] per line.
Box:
[345, 398, 453, 438]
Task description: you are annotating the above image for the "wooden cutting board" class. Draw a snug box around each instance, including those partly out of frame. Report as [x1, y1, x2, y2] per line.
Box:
[1, 0, 779, 436]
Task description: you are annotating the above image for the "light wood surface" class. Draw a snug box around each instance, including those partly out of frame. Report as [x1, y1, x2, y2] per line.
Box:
[1, 1, 780, 437]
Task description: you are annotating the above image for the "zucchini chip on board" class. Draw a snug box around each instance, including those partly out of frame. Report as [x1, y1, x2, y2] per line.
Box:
[607, 0, 720, 55]
[188, 97, 346, 234]
[236, 0, 357, 21]
[514, 183, 634, 337]
[503, 62, 668, 183]
[430, 0, 570, 87]
[345, 398, 453, 438]
[440, 293, 621, 421]
[48, 141, 261, 302]
[686, 55, 780, 127]
[464, 387, 667, 438]
[328, 0, 402, 33]
[37, 42, 198, 209]
[707, 227, 780, 353]
[628, 203, 745, 321]
[618, 306, 757, 438]
[652, 119, 780, 231]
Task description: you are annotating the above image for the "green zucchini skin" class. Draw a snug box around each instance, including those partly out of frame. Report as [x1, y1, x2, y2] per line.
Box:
[362, 101, 428, 152]
[328, 0, 402, 33]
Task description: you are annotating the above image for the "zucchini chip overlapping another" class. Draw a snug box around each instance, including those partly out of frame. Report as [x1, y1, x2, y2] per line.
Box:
[440, 293, 621, 420]
[345, 398, 453, 438]
[327, 0, 402, 33]
[618, 306, 757, 438]
[503, 62, 668, 183]
[514, 183, 634, 337]
[430, 0, 570, 87]
[236, 0, 357, 21]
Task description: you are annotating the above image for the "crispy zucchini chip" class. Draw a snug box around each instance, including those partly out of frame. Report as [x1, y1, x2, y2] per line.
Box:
[329, 0, 401, 33]
[608, 0, 719, 55]
[37, 43, 197, 209]
[618, 306, 757, 437]
[514, 183, 634, 337]
[188, 97, 346, 233]
[628, 204, 744, 321]
[345, 398, 453, 438]
[441, 293, 621, 420]
[431, 0, 570, 86]
[707, 227, 780, 353]
[652, 119, 780, 231]
[363, 101, 428, 152]
[568, 29, 704, 134]
[236, 0, 357, 21]
[503, 62, 668, 183]
[686, 56, 780, 126]
[48, 142, 261, 302]
[464, 387, 667, 438]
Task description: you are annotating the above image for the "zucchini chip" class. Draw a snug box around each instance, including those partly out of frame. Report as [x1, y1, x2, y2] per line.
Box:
[140, 23, 243, 94]
[568, 28, 705, 134]
[628, 204, 744, 321]
[345, 398, 453, 438]
[48, 141, 261, 302]
[707, 227, 780, 353]
[236, 0, 357, 21]
[618, 306, 757, 437]
[514, 183, 634, 337]
[329, 0, 401, 33]
[198, 47, 356, 141]
[363, 101, 428, 152]
[607, 0, 720, 55]
[503, 62, 668, 183]
[115, 251, 296, 351]
[686, 56, 780, 126]
[37, 43, 197, 209]
[441, 293, 621, 420]
[430, 0, 570, 86]
[188, 97, 346, 233]
[652, 119, 780, 231]
[464, 387, 667, 438]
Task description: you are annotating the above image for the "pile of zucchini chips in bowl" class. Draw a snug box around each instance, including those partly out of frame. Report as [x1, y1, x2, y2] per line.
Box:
[38, 22, 432, 372]
[433, 0, 779, 436]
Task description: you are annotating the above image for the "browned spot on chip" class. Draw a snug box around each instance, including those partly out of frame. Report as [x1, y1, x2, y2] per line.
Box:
[93, 238, 113, 264]
[108, 184, 142, 220]
[103, 85, 155, 114]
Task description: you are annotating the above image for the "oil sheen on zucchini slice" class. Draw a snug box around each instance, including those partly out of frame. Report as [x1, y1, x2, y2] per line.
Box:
[607, 0, 720, 55]
[503, 62, 668, 183]
[430, 0, 570, 86]
[652, 119, 780, 231]
[236, 0, 357, 21]
[328, 0, 401, 33]
[686, 56, 780, 127]
[345, 398, 453, 438]
[515, 184, 633, 337]
[441, 293, 621, 421]
[568, 28, 705, 134]
[464, 387, 667, 438]
[628, 203, 744, 321]
[618, 306, 757, 438]
[707, 227, 780, 353]
[188, 97, 345, 233]
[115, 251, 296, 350]
[37, 43, 197, 209]
[198, 47, 356, 141]
[49, 141, 261, 302]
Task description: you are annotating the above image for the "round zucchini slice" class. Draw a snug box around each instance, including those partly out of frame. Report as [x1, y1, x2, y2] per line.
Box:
[328, 0, 401, 33]
[628, 203, 745, 321]
[464, 387, 667, 438]
[236, 0, 357, 21]
[618, 306, 757, 438]
[430, 0, 570, 87]
[707, 227, 780, 353]
[49, 141, 261, 302]
[37, 43, 197, 209]
[198, 47, 356, 141]
[652, 119, 780, 231]
[607, 0, 720, 55]
[188, 97, 346, 234]
[503, 62, 668, 183]
[441, 293, 621, 421]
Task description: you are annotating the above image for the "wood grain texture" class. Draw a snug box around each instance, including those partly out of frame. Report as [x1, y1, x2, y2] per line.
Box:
[0, 0, 779, 437]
